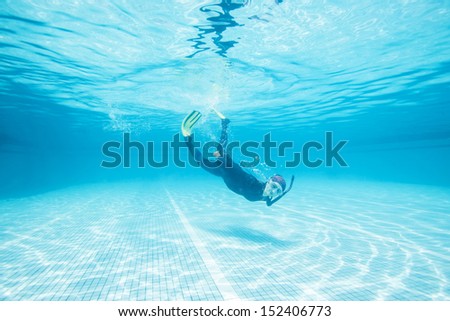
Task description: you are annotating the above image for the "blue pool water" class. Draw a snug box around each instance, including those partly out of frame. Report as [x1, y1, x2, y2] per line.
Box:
[1, 0, 449, 301]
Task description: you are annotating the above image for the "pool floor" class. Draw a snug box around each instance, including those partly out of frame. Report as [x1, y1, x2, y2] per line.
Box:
[1, 178, 449, 300]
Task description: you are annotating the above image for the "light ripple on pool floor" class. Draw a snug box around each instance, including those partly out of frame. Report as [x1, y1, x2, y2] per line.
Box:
[0, 179, 449, 300]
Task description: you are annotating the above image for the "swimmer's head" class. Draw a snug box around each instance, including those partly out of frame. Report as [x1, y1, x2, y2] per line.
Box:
[263, 174, 286, 198]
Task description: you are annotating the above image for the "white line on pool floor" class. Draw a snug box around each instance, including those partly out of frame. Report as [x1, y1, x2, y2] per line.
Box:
[166, 189, 239, 300]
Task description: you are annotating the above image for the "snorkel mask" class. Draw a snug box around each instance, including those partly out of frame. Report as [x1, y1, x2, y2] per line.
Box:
[265, 175, 295, 206]
[264, 175, 286, 198]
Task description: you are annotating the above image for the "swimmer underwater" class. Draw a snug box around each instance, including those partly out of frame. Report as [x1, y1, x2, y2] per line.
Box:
[181, 109, 294, 206]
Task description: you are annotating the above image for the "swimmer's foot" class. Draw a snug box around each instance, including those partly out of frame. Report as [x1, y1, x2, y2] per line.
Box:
[211, 107, 227, 120]
[181, 110, 202, 137]
[211, 107, 230, 125]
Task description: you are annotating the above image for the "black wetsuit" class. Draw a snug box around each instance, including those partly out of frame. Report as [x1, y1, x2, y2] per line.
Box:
[185, 119, 268, 203]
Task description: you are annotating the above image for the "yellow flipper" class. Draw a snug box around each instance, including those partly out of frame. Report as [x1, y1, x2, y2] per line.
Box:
[181, 110, 202, 137]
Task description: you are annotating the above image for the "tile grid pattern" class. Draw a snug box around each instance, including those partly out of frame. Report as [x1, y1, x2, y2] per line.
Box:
[1, 180, 449, 301]
[0, 183, 223, 300]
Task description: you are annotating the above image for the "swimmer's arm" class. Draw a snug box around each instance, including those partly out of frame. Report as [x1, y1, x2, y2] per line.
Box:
[266, 197, 275, 207]
[265, 195, 284, 206]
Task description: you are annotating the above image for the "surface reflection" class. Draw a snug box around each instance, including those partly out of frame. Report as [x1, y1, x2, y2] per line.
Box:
[187, 0, 249, 58]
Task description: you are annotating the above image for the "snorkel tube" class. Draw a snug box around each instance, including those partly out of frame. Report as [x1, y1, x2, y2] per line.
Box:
[266, 175, 295, 206]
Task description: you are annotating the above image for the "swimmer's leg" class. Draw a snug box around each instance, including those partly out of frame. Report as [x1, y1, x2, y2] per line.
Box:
[219, 118, 230, 149]
[185, 135, 223, 177]
[211, 108, 230, 155]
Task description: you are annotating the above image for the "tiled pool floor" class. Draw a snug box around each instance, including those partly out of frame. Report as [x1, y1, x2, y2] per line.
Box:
[1, 179, 449, 300]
